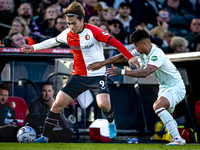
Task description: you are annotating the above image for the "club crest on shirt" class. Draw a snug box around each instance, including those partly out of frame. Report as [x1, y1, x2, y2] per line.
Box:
[85, 34, 90, 40]
[151, 56, 158, 61]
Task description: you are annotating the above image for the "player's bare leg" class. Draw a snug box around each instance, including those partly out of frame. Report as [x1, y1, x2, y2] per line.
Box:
[153, 97, 185, 145]
[96, 93, 117, 139]
[35, 91, 73, 143]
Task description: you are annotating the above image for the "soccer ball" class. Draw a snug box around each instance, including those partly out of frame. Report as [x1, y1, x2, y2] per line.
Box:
[17, 126, 37, 143]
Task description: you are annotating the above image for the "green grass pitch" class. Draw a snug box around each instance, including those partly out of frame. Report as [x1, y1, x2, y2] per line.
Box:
[0, 143, 199, 150]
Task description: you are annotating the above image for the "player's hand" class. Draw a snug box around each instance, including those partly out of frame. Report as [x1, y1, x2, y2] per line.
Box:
[10, 121, 18, 127]
[128, 57, 140, 69]
[21, 44, 34, 54]
[106, 64, 121, 76]
[87, 62, 102, 71]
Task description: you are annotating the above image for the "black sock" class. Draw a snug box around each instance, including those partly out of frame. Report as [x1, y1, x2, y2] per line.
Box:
[43, 111, 60, 138]
[103, 106, 115, 123]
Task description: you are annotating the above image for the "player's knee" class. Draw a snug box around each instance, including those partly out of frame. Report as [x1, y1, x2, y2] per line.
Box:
[97, 101, 107, 110]
[51, 103, 63, 113]
[97, 99, 110, 112]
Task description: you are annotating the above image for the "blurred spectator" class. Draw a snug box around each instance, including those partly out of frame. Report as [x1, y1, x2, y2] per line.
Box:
[7, 33, 26, 48]
[108, 19, 125, 44]
[0, 0, 5, 14]
[17, 3, 41, 42]
[150, 26, 167, 40]
[45, 16, 69, 48]
[94, 1, 109, 22]
[135, 19, 163, 47]
[115, 2, 137, 45]
[4, 0, 16, 22]
[142, 0, 163, 29]
[45, 16, 67, 37]
[51, 3, 62, 18]
[179, 0, 196, 15]
[184, 18, 200, 51]
[170, 36, 189, 53]
[156, 8, 170, 30]
[0, 84, 20, 142]
[195, 34, 200, 51]
[36, 0, 56, 24]
[88, 15, 101, 26]
[39, 6, 57, 35]
[83, 0, 98, 23]
[152, 8, 181, 35]
[130, 0, 163, 29]
[108, 19, 126, 57]
[26, 82, 72, 142]
[7, 17, 35, 46]
[94, 1, 117, 23]
[165, 0, 196, 36]
[26, 0, 56, 16]
[57, 0, 70, 11]
[161, 30, 175, 53]
[130, 0, 146, 22]
[99, 0, 126, 10]
[106, 7, 117, 21]
[0, 0, 12, 40]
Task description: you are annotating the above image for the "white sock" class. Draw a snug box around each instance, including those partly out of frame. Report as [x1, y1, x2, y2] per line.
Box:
[155, 107, 181, 139]
[173, 119, 178, 128]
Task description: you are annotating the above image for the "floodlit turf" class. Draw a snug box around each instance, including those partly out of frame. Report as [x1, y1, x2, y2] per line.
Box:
[0, 143, 200, 150]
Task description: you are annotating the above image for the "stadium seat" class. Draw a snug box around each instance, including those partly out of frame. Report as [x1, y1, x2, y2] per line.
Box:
[6, 96, 28, 126]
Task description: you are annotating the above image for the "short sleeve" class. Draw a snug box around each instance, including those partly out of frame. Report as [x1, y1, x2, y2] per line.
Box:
[148, 52, 164, 68]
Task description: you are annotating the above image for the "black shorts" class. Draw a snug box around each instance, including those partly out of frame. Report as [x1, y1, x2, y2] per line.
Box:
[61, 75, 110, 99]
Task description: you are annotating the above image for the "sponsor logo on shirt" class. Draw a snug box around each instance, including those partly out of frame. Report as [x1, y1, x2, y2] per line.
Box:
[151, 56, 158, 61]
[102, 31, 109, 35]
[71, 44, 94, 50]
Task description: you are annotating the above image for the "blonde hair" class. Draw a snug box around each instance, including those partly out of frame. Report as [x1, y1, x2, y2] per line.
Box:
[4, 0, 15, 13]
[170, 36, 188, 50]
[9, 17, 30, 36]
[51, 3, 61, 9]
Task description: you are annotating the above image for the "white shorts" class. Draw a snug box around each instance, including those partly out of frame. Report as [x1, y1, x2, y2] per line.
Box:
[158, 86, 186, 113]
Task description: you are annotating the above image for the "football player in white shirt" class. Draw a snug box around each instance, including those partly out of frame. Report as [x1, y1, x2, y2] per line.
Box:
[88, 29, 186, 146]
[21, 1, 140, 143]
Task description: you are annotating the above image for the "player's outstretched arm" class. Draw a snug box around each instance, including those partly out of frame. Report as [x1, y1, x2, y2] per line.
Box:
[108, 37, 140, 68]
[87, 53, 126, 71]
[107, 64, 157, 77]
[21, 44, 34, 53]
[21, 38, 61, 53]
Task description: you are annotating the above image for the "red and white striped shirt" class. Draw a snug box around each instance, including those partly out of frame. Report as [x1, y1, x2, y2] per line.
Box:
[33, 23, 133, 77]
